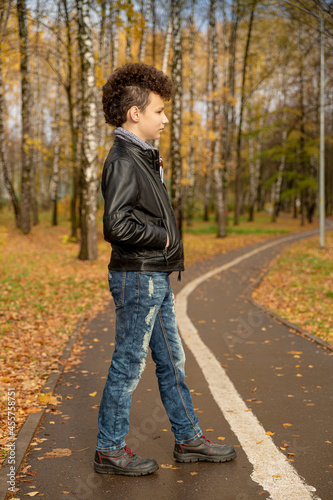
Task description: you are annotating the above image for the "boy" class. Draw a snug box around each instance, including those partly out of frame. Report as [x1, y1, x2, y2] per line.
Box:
[94, 63, 236, 476]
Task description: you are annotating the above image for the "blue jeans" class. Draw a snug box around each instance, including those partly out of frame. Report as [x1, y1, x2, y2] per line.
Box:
[96, 271, 202, 451]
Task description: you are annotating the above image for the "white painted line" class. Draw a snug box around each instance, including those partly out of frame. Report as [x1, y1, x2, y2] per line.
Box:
[176, 232, 319, 500]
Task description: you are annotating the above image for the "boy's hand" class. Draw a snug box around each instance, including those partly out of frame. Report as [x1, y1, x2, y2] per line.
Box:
[165, 232, 169, 249]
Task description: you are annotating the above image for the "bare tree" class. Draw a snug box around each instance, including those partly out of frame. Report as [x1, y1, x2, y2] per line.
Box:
[76, 0, 98, 260]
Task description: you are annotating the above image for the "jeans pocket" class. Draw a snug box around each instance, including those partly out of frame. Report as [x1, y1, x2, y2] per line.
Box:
[108, 271, 126, 307]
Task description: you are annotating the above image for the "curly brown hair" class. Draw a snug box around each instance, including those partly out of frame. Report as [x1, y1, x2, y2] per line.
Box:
[102, 63, 173, 127]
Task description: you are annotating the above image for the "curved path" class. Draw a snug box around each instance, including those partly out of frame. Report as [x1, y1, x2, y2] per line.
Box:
[9, 229, 332, 500]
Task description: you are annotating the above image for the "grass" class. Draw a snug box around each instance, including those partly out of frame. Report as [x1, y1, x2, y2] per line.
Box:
[253, 231, 333, 344]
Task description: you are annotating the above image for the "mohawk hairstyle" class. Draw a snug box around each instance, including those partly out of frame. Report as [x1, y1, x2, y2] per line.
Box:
[102, 63, 173, 127]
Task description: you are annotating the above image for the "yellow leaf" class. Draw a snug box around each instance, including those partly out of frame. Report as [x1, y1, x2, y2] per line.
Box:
[283, 423, 293, 428]
[93, 338, 100, 342]
[89, 391, 97, 397]
[161, 464, 179, 469]
[266, 431, 275, 436]
[39, 392, 61, 406]
[257, 440, 263, 444]
[217, 436, 225, 441]
[205, 428, 214, 432]
[272, 474, 282, 478]
[190, 471, 198, 475]
[25, 493, 39, 497]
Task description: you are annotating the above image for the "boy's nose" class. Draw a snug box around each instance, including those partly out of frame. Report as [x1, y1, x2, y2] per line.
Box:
[162, 114, 169, 124]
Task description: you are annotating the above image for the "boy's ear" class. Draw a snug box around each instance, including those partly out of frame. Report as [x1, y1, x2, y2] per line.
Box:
[128, 106, 140, 123]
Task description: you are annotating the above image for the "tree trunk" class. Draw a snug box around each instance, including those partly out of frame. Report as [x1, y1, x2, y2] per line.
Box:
[210, 0, 225, 237]
[139, 0, 152, 62]
[248, 114, 262, 222]
[271, 128, 287, 222]
[76, 0, 98, 260]
[203, 29, 211, 223]
[62, 0, 79, 240]
[0, 0, 20, 224]
[185, 0, 196, 226]
[17, 0, 34, 234]
[50, 0, 62, 226]
[125, 0, 133, 61]
[170, 0, 183, 238]
[234, 0, 256, 225]
[111, 2, 119, 71]
[162, 17, 172, 74]
[152, 0, 156, 66]
[222, 0, 239, 227]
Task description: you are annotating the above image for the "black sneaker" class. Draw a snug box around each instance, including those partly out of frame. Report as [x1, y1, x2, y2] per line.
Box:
[173, 435, 237, 463]
[94, 446, 159, 476]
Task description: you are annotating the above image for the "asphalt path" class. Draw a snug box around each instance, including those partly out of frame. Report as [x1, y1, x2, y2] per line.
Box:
[11, 230, 333, 500]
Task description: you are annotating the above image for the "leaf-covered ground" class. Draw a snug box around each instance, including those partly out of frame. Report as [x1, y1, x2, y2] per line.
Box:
[0, 209, 323, 465]
[253, 231, 333, 346]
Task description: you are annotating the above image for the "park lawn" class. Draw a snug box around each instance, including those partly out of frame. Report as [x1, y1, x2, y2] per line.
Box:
[253, 231, 333, 345]
[0, 209, 322, 464]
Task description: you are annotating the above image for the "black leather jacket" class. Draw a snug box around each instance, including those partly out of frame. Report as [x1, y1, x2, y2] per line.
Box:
[102, 137, 184, 272]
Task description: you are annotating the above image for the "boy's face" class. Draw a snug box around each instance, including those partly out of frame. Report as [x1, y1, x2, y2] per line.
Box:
[131, 92, 169, 142]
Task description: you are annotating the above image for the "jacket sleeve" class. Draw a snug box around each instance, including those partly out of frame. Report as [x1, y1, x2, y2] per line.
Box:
[102, 158, 168, 249]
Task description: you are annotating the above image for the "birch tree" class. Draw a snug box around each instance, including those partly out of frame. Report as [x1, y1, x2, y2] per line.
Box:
[17, 0, 34, 234]
[210, 0, 225, 237]
[76, 0, 98, 260]
[49, 0, 62, 226]
[170, 0, 183, 237]
[139, 0, 152, 62]
[185, 0, 196, 225]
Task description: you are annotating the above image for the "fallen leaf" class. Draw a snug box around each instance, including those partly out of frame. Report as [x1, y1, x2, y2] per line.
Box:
[89, 391, 97, 397]
[272, 474, 282, 478]
[44, 448, 72, 458]
[93, 338, 100, 342]
[283, 423, 293, 428]
[25, 493, 39, 497]
[190, 471, 198, 475]
[287, 453, 295, 457]
[257, 440, 263, 444]
[161, 464, 179, 469]
[205, 428, 214, 432]
[177, 480, 183, 483]
[217, 436, 225, 441]
[266, 431, 275, 436]
[251, 387, 257, 393]
[39, 393, 61, 406]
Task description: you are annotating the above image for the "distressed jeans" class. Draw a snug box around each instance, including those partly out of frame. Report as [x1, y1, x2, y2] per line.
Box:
[96, 271, 202, 451]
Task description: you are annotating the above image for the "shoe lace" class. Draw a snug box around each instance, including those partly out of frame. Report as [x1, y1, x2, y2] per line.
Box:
[124, 445, 134, 458]
[201, 435, 212, 444]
